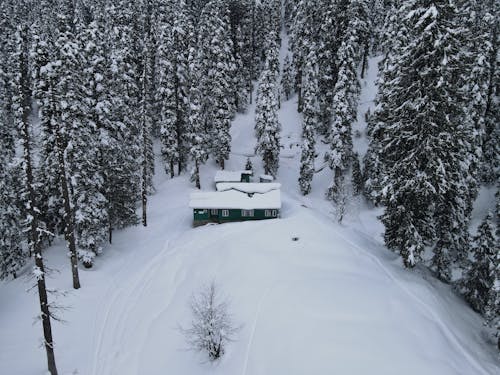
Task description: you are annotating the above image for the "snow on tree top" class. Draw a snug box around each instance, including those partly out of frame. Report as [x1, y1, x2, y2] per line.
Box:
[214, 170, 253, 183]
[189, 189, 281, 210]
[216, 182, 281, 194]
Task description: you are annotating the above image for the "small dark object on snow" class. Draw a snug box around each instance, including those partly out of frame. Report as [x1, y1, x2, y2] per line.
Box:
[292, 237, 299, 241]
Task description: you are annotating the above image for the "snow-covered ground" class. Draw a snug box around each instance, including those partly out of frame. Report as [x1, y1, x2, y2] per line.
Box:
[1, 31, 499, 375]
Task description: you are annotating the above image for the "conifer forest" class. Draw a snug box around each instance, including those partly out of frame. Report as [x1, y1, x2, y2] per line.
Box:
[0, 0, 499, 374]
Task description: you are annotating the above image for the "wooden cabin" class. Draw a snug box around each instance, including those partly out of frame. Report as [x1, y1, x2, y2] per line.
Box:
[189, 184, 281, 226]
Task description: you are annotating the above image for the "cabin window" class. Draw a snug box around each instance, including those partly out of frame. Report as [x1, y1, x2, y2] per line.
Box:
[222, 209, 229, 217]
[210, 209, 218, 215]
[265, 210, 277, 217]
[242, 209, 254, 217]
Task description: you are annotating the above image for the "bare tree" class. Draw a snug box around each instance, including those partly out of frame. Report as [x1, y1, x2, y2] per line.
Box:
[180, 282, 239, 361]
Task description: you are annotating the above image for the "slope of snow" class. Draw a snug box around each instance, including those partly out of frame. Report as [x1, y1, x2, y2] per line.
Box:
[1, 28, 499, 375]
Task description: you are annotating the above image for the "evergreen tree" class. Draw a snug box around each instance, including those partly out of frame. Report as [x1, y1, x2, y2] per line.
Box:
[72, 20, 109, 266]
[157, 0, 190, 177]
[364, 3, 407, 206]
[0, 164, 24, 279]
[461, 212, 498, 315]
[245, 157, 253, 173]
[255, 56, 281, 177]
[0, 102, 23, 279]
[14, 20, 58, 375]
[298, 47, 319, 195]
[281, 54, 294, 101]
[140, 0, 155, 227]
[50, 10, 82, 288]
[0, 6, 24, 279]
[325, 28, 359, 203]
[289, 0, 317, 113]
[351, 153, 363, 196]
[103, 1, 141, 240]
[379, 1, 476, 268]
[187, 62, 209, 189]
[197, 0, 236, 169]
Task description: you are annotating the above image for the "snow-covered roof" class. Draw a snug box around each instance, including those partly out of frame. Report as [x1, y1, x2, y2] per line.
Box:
[214, 170, 253, 183]
[216, 182, 281, 194]
[259, 174, 274, 181]
[189, 189, 281, 210]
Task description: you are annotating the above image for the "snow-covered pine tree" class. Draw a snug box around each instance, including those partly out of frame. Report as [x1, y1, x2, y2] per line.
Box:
[298, 47, 319, 195]
[0, 6, 24, 279]
[51, 10, 82, 288]
[281, 54, 294, 101]
[13, 19, 58, 375]
[325, 20, 360, 205]
[197, 0, 236, 169]
[379, 0, 476, 269]
[187, 59, 209, 189]
[245, 157, 253, 173]
[103, 2, 141, 240]
[157, 0, 190, 177]
[140, 0, 155, 227]
[0, 0, 15, 141]
[30, 23, 64, 245]
[353, 0, 371, 79]
[475, 1, 499, 185]
[255, 52, 281, 178]
[364, 3, 407, 206]
[289, 0, 317, 113]
[227, 1, 250, 112]
[351, 152, 363, 196]
[71, 20, 109, 267]
[315, 0, 349, 135]
[0, 84, 23, 279]
[461, 212, 498, 315]
[0, 160, 24, 280]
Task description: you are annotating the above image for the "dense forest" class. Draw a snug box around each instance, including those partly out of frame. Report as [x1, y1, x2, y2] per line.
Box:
[0, 0, 498, 373]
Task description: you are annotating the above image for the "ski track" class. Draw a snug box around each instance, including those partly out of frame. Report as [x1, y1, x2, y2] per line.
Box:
[91, 211, 189, 375]
[92, 244, 169, 375]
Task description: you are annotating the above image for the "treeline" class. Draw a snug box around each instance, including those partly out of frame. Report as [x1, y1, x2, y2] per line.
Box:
[285, 0, 499, 346]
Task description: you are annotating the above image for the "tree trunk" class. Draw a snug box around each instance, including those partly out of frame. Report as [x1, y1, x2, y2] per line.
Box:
[360, 41, 369, 79]
[195, 162, 201, 189]
[170, 160, 174, 178]
[56, 133, 81, 290]
[36, 250, 58, 375]
[297, 69, 303, 113]
[142, 177, 148, 227]
[220, 158, 225, 170]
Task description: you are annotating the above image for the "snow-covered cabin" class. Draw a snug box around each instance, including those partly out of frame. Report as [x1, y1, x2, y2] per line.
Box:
[189, 185, 281, 226]
[214, 170, 253, 185]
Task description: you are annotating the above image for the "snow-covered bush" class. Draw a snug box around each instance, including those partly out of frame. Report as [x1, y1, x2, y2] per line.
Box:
[181, 282, 239, 361]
